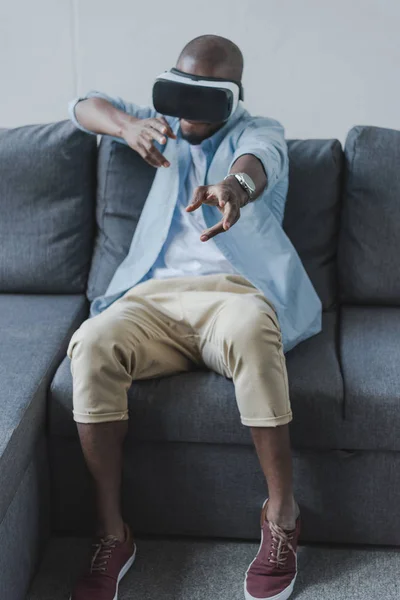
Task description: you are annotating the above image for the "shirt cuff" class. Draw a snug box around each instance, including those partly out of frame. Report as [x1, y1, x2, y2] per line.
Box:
[68, 91, 113, 134]
[228, 145, 280, 192]
[68, 96, 97, 135]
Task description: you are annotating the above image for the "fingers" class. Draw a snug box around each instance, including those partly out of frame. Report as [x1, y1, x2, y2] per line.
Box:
[186, 186, 208, 212]
[149, 117, 176, 139]
[199, 200, 240, 241]
[222, 201, 240, 229]
[200, 220, 225, 241]
[160, 117, 177, 139]
[137, 139, 169, 168]
[137, 117, 176, 168]
[145, 127, 169, 146]
[204, 186, 239, 227]
[187, 183, 241, 239]
[207, 186, 230, 210]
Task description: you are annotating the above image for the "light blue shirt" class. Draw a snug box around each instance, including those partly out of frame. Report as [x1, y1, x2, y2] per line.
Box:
[69, 91, 322, 352]
[151, 141, 239, 280]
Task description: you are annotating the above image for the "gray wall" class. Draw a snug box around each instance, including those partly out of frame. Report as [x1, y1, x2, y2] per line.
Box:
[1, 0, 400, 141]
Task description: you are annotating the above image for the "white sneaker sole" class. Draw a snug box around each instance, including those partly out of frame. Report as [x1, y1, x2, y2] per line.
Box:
[69, 543, 137, 600]
[244, 573, 296, 600]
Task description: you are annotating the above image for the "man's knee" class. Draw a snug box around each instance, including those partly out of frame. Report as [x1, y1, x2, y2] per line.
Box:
[67, 315, 125, 362]
[222, 296, 281, 351]
[68, 318, 102, 360]
[68, 317, 131, 424]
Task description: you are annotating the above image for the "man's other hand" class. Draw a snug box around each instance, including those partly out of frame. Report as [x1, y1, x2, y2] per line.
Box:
[122, 117, 176, 168]
[186, 178, 248, 241]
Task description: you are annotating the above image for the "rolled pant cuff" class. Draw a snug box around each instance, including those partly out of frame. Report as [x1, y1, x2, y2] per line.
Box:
[241, 410, 293, 428]
[73, 410, 129, 424]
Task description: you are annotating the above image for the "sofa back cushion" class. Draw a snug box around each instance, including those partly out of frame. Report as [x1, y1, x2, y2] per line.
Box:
[88, 137, 344, 309]
[338, 126, 400, 303]
[87, 138, 156, 300]
[0, 121, 96, 293]
[284, 139, 343, 309]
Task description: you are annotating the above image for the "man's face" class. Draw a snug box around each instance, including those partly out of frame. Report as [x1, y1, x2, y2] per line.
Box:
[176, 57, 225, 145]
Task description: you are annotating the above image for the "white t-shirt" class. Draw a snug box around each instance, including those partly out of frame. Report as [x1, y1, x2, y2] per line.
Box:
[150, 143, 238, 279]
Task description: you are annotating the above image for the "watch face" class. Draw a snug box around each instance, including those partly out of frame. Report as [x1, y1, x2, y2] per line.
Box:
[242, 173, 256, 193]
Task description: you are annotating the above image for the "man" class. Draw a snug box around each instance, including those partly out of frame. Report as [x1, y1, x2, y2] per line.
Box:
[67, 34, 321, 600]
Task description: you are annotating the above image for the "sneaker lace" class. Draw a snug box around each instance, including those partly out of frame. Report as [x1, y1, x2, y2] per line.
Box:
[90, 536, 118, 573]
[268, 522, 295, 569]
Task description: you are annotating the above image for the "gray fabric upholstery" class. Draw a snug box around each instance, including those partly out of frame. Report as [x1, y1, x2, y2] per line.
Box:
[0, 122, 96, 293]
[284, 139, 343, 309]
[87, 137, 344, 308]
[0, 294, 88, 525]
[339, 126, 400, 303]
[87, 138, 156, 300]
[340, 306, 400, 449]
[50, 438, 400, 545]
[0, 437, 49, 600]
[49, 313, 344, 449]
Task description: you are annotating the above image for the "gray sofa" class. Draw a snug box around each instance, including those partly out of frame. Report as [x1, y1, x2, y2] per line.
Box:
[1, 121, 399, 600]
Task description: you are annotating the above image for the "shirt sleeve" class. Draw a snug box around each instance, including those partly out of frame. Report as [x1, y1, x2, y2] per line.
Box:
[68, 90, 158, 137]
[228, 117, 288, 193]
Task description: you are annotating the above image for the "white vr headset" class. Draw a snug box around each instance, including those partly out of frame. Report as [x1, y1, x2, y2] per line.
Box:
[152, 68, 244, 123]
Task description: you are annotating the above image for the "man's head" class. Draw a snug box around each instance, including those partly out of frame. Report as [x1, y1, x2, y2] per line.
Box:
[176, 35, 244, 145]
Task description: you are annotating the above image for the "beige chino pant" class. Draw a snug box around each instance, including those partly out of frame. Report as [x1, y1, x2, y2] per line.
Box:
[67, 273, 292, 428]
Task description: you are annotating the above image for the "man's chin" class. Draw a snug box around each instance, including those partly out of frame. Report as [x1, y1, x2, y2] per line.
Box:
[180, 129, 204, 145]
[179, 120, 224, 145]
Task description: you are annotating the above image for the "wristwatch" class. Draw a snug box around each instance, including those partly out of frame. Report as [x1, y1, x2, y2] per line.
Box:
[224, 172, 256, 204]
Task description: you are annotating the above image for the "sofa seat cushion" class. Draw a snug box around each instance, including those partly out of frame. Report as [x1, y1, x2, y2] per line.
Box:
[50, 313, 344, 449]
[0, 294, 88, 524]
[340, 306, 400, 451]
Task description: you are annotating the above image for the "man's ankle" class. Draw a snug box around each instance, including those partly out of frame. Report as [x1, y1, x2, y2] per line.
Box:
[266, 498, 300, 530]
[98, 521, 126, 542]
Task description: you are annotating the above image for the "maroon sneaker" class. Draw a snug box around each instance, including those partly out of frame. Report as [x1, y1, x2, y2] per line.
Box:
[244, 500, 300, 600]
[70, 524, 136, 600]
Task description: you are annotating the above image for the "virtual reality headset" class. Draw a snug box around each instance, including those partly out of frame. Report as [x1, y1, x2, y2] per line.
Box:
[152, 68, 244, 124]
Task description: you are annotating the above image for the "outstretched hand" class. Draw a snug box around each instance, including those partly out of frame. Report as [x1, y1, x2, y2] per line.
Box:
[186, 178, 249, 241]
